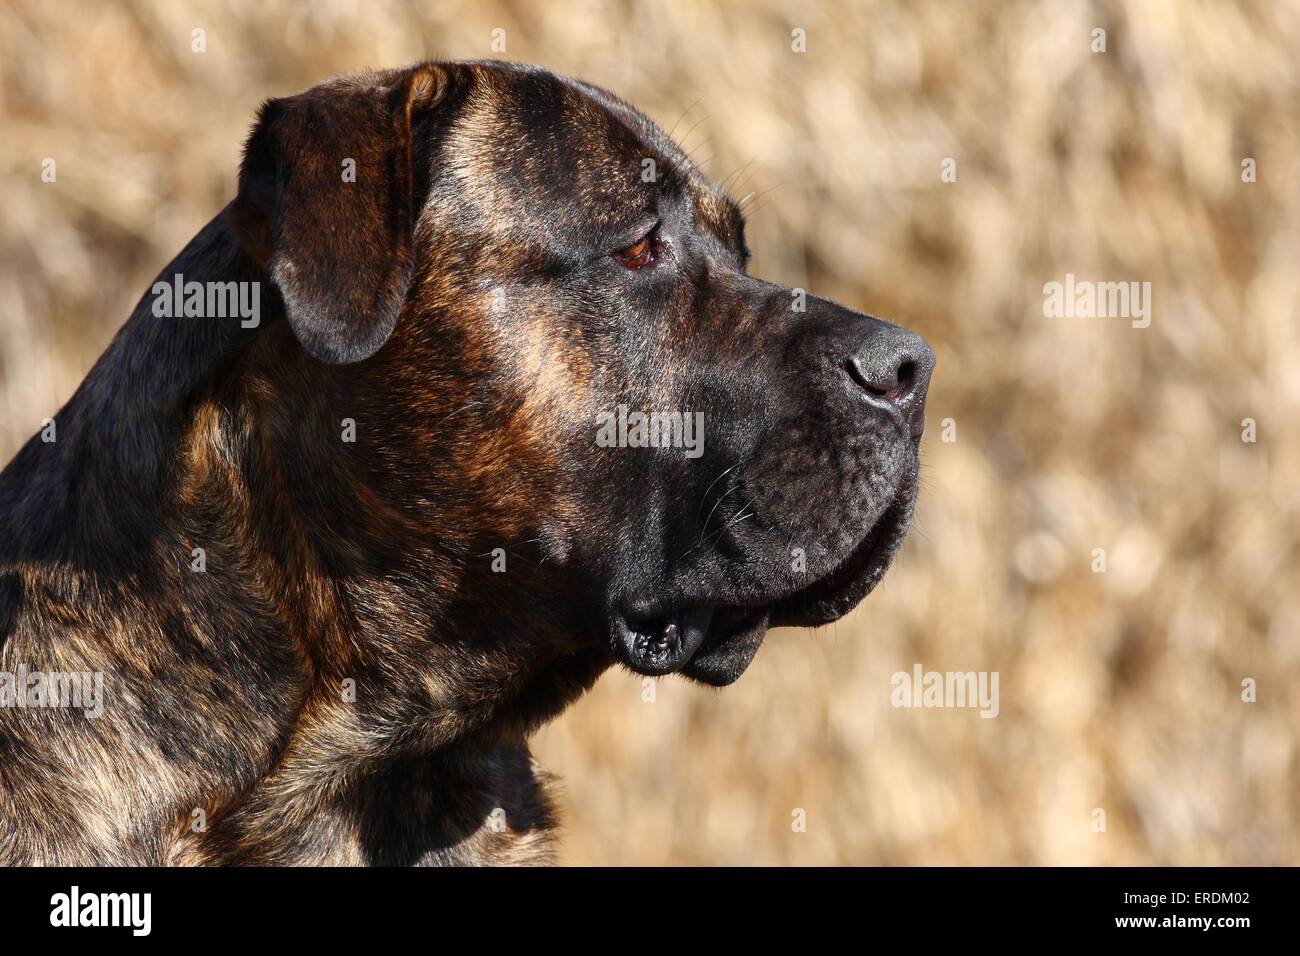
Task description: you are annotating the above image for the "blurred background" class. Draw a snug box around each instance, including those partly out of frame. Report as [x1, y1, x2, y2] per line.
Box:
[1, 0, 1297, 864]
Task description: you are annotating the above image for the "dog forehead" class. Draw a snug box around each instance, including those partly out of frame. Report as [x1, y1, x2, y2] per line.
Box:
[438, 65, 681, 229]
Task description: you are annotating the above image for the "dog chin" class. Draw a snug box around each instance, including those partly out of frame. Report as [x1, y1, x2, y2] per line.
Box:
[608, 481, 916, 687]
[678, 605, 772, 686]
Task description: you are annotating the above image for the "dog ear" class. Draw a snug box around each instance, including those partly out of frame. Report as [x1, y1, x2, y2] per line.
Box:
[227, 66, 449, 365]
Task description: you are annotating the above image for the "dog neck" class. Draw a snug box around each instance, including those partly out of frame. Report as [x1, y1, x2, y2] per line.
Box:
[0, 213, 605, 863]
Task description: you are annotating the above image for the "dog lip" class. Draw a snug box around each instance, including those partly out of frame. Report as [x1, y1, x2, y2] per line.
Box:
[680, 604, 772, 686]
[771, 481, 916, 628]
[608, 600, 771, 680]
[610, 605, 715, 676]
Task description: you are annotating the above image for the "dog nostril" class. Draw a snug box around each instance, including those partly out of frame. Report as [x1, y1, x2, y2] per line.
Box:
[847, 329, 934, 412]
[895, 359, 916, 394]
[847, 355, 910, 401]
[847, 357, 882, 397]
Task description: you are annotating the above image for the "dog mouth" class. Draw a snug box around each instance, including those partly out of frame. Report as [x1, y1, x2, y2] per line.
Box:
[609, 486, 915, 687]
[614, 606, 719, 678]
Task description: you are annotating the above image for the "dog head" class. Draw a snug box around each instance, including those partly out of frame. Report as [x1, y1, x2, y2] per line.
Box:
[229, 61, 933, 689]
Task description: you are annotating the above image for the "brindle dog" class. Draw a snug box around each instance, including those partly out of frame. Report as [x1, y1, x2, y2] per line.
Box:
[0, 61, 933, 865]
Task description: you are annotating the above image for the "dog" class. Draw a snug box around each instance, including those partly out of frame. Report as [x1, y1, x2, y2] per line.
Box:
[0, 60, 934, 865]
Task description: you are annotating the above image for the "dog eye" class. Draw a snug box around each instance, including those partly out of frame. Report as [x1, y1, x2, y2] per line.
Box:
[612, 232, 658, 270]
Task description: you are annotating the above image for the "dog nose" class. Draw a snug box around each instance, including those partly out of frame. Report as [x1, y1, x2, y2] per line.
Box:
[846, 326, 935, 439]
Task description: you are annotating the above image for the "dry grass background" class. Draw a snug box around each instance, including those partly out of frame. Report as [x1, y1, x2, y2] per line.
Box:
[1, 0, 1297, 865]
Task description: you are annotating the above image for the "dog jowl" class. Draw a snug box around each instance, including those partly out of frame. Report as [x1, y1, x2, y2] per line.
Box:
[0, 61, 933, 865]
